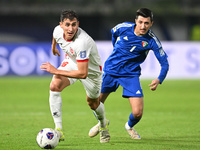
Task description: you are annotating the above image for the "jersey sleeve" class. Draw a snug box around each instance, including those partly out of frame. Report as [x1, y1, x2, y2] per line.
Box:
[111, 22, 134, 46]
[111, 24, 120, 46]
[151, 38, 169, 84]
[76, 40, 90, 62]
[53, 25, 63, 41]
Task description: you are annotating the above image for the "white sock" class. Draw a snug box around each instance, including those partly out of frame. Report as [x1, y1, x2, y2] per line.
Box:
[49, 91, 62, 130]
[125, 122, 131, 130]
[94, 102, 106, 128]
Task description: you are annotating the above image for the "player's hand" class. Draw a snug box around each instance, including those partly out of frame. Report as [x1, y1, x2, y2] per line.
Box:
[52, 48, 60, 56]
[40, 62, 57, 74]
[149, 79, 160, 91]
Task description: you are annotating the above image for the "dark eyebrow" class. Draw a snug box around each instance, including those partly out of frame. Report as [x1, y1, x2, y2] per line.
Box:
[65, 21, 77, 26]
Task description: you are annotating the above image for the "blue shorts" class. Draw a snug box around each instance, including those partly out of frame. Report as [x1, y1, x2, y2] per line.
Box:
[101, 73, 143, 98]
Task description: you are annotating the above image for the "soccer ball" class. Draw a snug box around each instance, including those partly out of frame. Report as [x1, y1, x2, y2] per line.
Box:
[36, 128, 59, 149]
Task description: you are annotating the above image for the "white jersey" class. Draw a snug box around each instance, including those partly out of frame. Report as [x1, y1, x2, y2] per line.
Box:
[53, 25, 102, 78]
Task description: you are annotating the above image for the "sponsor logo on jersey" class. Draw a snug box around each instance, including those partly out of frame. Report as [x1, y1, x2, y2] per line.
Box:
[80, 51, 86, 58]
[142, 41, 148, 47]
[123, 36, 128, 40]
[70, 48, 74, 54]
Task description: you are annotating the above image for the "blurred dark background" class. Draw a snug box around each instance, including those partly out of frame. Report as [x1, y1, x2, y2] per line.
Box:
[0, 0, 200, 42]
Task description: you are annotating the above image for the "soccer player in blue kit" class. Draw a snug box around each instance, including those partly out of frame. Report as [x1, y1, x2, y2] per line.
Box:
[88, 8, 169, 140]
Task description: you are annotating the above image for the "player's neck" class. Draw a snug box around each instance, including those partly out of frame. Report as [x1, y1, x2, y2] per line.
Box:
[134, 30, 142, 37]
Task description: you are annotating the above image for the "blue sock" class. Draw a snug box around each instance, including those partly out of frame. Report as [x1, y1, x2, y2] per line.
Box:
[128, 112, 140, 128]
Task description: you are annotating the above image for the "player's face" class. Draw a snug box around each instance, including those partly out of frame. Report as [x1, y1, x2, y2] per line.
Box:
[135, 16, 153, 36]
[60, 18, 79, 40]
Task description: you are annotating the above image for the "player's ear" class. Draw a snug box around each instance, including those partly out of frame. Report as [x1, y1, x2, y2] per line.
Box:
[77, 21, 79, 27]
[151, 21, 153, 27]
[59, 22, 63, 27]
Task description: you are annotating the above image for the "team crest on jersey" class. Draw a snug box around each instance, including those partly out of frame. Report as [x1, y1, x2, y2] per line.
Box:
[80, 51, 86, 58]
[142, 41, 148, 47]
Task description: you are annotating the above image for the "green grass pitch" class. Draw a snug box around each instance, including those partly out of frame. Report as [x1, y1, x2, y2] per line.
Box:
[0, 77, 200, 150]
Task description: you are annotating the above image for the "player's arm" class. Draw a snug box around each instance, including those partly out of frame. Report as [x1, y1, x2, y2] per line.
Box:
[51, 36, 60, 56]
[149, 48, 169, 91]
[40, 60, 88, 79]
[155, 49, 169, 84]
[149, 59, 168, 91]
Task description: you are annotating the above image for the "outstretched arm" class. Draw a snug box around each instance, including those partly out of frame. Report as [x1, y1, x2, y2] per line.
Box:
[40, 61, 88, 79]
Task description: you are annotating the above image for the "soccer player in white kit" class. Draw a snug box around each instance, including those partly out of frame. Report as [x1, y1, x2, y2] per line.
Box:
[40, 10, 110, 143]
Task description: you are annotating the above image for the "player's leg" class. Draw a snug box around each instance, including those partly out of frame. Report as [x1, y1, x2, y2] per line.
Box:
[92, 92, 110, 120]
[88, 93, 110, 138]
[87, 93, 110, 127]
[81, 75, 110, 143]
[49, 75, 71, 141]
[49, 59, 77, 141]
[87, 96, 110, 143]
[88, 73, 119, 138]
[87, 96, 106, 127]
[91, 92, 110, 123]
[125, 97, 143, 139]
[81, 75, 108, 128]
[100, 92, 110, 103]
[128, 97, 143, 126]
[49, 75, 70, 128]
[92, 73, 118, 122]
[120, 76, 143, 139]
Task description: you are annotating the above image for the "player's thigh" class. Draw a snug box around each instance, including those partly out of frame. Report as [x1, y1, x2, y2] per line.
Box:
[99, 93, 110, 103]
[81, 76, 102, 99]
[101, 73, 119, 93]
[50, 75, 70, 92]
[50, 59, 77, 91]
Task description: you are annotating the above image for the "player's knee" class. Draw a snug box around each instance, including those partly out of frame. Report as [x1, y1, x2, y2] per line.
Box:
[50, 82, 60, 91]
[87, 98, 99, 110]
[133, 111, 143, 119]
[88, 102, 97, 110]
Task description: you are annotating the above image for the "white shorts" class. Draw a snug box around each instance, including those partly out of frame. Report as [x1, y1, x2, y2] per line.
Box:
[58, 59, 102, 99]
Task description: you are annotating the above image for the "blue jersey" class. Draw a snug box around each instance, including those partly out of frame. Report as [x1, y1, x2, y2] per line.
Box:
[103, 22, 169, 83]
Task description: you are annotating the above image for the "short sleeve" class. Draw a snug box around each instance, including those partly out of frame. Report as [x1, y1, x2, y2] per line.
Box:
[76, 41, 90, 61]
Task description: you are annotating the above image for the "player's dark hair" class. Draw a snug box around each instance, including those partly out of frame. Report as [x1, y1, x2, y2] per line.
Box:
[60, 10, 79, 22]
[136, 8, 153, 22]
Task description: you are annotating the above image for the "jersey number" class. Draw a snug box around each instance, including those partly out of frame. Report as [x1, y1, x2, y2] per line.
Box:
[130, 46, 136, 52]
